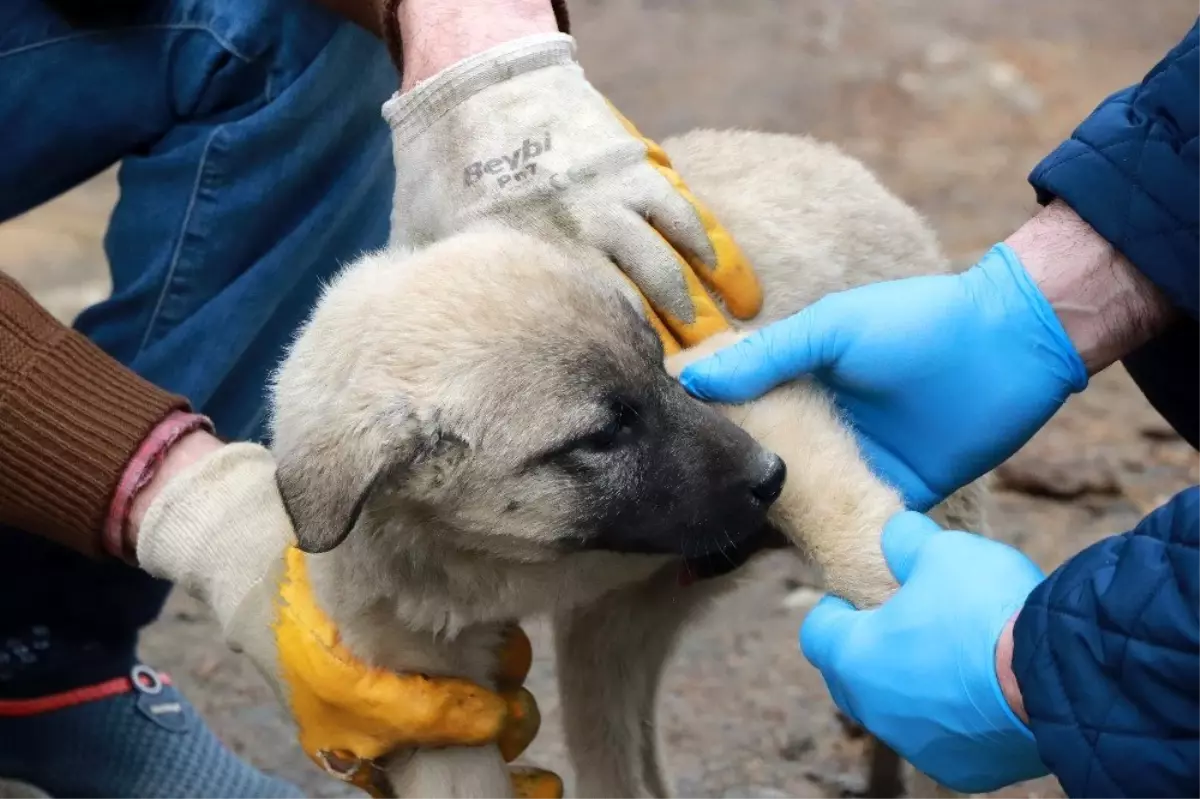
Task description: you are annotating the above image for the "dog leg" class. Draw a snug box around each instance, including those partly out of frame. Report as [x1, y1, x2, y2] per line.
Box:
[555, 563, 731, 798]
[701, 375, 988, 798]
[383, 746, 512, 799]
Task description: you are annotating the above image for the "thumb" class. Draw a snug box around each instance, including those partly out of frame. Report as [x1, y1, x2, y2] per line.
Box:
[880, 511, 946, 584]
[679, 303, 841, 403]
[799, 594, 857, 670]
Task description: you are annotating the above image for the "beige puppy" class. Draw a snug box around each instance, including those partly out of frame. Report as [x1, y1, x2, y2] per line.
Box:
[269, 129, 988, 797]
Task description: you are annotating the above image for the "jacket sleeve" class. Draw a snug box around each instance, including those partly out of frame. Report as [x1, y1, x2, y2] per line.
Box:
[1028, 22, 1199, 449]
[0, 272, 188, 556]
[1012, 486, 1199, 798]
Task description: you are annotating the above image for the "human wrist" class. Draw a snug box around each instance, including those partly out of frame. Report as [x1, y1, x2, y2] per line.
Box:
[114, 416, 219, 562]
[396, 0, 559, 91]
[994, 611, 1028, 725]
[1006, 200, 1176, 375]
[382, 32, 575, 149]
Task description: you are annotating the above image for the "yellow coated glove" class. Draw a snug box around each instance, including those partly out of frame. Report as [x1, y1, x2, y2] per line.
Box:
[136, 443, 559, 797]
[274, 548, 553, 796]
[383, 33, 760, 354]
[605, 102, 760, 353]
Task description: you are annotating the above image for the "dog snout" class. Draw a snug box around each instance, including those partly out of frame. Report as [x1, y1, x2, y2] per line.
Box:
[749, 453, 787, 504]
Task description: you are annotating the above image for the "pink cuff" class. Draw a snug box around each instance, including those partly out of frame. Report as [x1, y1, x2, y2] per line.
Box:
[104, 410, 213, 562]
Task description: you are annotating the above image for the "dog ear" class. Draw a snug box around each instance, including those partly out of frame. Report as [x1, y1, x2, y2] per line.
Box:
[276, 459, 388, 555]
[274, 409, 463, 554]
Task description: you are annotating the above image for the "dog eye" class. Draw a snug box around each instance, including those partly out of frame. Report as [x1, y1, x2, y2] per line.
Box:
[577, 401, 637, 452]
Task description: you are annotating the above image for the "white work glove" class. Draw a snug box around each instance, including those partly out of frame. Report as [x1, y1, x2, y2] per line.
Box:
[135, 443, 555, 797]
[383, 33, 762, 352]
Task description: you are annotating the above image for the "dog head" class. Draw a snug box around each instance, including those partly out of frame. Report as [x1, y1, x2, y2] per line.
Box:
[269, 224, 785, 576]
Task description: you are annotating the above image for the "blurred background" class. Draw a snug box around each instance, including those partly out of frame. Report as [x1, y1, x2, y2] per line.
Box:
[2, 1, 1196, 796]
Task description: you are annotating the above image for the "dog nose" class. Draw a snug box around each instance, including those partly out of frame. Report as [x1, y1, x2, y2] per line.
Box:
[750, 455, 787, 503]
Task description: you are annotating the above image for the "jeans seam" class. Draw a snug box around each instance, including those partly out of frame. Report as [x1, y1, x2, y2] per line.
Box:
[135, 125, 224, 357]
[0, 23, 254, 63]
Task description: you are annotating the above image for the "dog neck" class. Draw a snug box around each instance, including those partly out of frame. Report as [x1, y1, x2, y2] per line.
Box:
[301, 514, 666, 676]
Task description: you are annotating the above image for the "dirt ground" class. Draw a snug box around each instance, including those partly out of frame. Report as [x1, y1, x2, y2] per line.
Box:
[2, 2, 1196, 797]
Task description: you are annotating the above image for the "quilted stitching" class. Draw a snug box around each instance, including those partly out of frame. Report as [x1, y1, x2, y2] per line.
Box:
[1035, 553, 1162, 791]
[1043, 131, 1197, 232]
[1015, 487, 1199, 797]
[1029, 20, 1198, 345]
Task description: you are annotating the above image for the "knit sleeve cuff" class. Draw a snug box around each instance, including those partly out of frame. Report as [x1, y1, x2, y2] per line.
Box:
[136, 443, 294, 633]
[0, 280, 188, 556]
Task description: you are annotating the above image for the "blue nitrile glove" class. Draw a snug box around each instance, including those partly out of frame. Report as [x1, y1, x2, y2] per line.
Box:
[679, 243, 1088, 510]
[801, 511, 1048, 793]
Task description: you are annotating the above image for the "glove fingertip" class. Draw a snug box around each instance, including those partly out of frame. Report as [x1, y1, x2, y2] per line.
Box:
[497, 687, 542, 762]
[703, 237, 763, 320]
[799, 594, 855, 667]
[678, 346, 775, 404]
[678, 362, 722, 400]
[881, 511, 944, 583]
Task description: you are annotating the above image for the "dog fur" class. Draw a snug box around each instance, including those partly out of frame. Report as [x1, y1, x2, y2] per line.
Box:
[269, 129, 989, 798]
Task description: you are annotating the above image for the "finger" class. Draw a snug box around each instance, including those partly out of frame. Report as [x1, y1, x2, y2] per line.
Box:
[798, 594, 857, 671]
[496, 687, 542, 762]
[658, 252, 737, 348]
[643, 181, 718, 279]
[880, 510, 946, 584]
[614, 269, 683, 355]
[644, 164, 763, 321]
[604, 99, 762, 321]
[275, 600, 511, 755]
[678, 306, 837, 402]
[603, 213, 733, 347]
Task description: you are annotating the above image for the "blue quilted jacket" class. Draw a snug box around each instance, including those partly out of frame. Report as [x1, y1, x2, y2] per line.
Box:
[1013, 20, 1199, 798]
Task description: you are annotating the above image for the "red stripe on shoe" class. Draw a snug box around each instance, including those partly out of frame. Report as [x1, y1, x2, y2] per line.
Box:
[0, 673, 172, 716]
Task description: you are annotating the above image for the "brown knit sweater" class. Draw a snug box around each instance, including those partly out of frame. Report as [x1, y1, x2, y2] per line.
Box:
[0, 273, 188, 557]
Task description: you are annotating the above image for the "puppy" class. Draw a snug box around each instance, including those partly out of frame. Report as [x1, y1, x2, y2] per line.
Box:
[269, 129, 988, 797]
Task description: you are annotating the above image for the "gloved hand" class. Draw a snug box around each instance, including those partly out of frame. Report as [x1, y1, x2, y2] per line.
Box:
[801, 511, 1048, 793]
[382, 33, 761, 353]
[679, 243, 1088, 510]
[135, 443, 558, 798]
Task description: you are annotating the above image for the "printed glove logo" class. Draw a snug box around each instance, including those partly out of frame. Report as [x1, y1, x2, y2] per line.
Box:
[464, 133, 553, 189]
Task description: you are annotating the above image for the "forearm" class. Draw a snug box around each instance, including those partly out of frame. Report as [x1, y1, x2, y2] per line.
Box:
[396, 0, 561, 90]
[0, 273, 188, 556]
[1006, 199, 1177, 375]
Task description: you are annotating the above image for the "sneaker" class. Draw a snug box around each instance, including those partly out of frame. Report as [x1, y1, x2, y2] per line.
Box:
[0, 627, 301, 798]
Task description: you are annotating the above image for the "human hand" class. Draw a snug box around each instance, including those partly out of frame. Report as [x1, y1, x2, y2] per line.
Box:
[801, 511, 1047, 793]
[132, 442, 555, 796]
[383, 33, 761, 352]
[679, 243, 1087, 509]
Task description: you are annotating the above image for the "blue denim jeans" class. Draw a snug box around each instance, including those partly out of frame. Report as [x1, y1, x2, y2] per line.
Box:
[0, 0, 395, 674]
